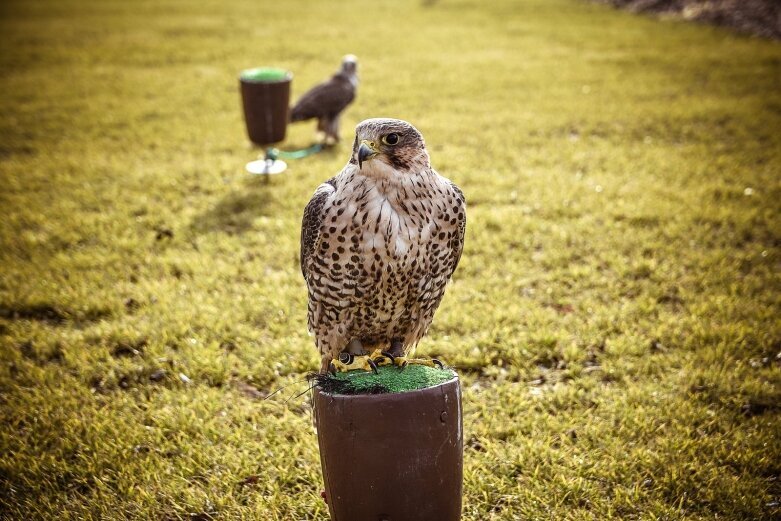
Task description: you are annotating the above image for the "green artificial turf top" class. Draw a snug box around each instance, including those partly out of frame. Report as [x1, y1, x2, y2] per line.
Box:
[240, 67, 291, 83]
[317, 365, 457, 395]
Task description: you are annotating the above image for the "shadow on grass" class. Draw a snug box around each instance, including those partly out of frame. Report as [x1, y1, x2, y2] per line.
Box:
[189, 179, 280, 235]
[0, 303, 111, 325]
[189, 143, 340, 236]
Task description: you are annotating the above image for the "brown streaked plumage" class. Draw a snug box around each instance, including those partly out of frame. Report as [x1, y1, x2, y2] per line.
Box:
[290, 55, 357, 144]
[300, 118, 466, 372]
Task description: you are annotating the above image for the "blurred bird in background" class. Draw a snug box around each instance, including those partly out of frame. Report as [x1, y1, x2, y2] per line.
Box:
[290, 55, 358, 145]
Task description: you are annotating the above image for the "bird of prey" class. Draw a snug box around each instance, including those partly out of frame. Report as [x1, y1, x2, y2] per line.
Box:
[290, 55, 358, 145]
[300, 118, 466, 373]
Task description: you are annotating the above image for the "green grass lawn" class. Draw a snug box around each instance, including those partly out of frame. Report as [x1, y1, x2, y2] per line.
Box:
[1, 0, 780, 519]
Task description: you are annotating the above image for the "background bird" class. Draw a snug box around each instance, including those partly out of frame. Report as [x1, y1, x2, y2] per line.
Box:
[300, 118, 466, 373]
[290, 55, 358, 145]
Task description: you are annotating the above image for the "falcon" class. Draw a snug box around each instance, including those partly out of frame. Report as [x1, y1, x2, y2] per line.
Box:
[290, 55, 358, 145]
[300, 118, 466, 373]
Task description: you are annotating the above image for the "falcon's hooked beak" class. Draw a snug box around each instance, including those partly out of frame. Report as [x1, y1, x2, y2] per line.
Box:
[357, 140, 378, 170]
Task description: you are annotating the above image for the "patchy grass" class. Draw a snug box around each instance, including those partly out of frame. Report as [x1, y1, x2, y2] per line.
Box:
[1, 0, 779, 519]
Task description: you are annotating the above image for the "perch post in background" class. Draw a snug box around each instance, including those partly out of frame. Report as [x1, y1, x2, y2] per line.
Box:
[239, 67, 292, 146]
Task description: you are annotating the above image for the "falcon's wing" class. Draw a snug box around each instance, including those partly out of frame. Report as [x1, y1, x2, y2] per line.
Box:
[290, 75, 356, 121]
[300, 178, 337, 279]
[446, 181, 467, 279]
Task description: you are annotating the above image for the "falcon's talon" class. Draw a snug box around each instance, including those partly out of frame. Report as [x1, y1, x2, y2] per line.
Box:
[389, 356, 447, 370]
[367, 348, 394, 368]
[380, 350, 396, 363]
[367, 357, 379, 374]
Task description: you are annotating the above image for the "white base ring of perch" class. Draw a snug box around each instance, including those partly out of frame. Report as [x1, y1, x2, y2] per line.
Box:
[246, 159, 287, 175]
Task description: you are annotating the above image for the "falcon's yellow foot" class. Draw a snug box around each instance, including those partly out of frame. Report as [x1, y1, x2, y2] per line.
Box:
[376, 350, 445, 370]
[329, 350, 446, 373]
[330, 352, 381, 374]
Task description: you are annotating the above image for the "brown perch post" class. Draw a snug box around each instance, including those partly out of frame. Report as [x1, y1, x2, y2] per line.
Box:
[314, 376, 463, 521]
[239, 68, 291, 145]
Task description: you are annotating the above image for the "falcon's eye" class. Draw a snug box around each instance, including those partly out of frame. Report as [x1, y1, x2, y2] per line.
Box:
[382, 133, 400, 146]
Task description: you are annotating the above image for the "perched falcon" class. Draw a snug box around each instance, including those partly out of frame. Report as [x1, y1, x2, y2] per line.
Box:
[290, 55, 358, 145]
[300, 118, 466, 373]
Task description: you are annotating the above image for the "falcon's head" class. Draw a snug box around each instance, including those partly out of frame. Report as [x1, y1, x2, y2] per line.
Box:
[351, 118, 430, 175]
[340, 54, 358, 76]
